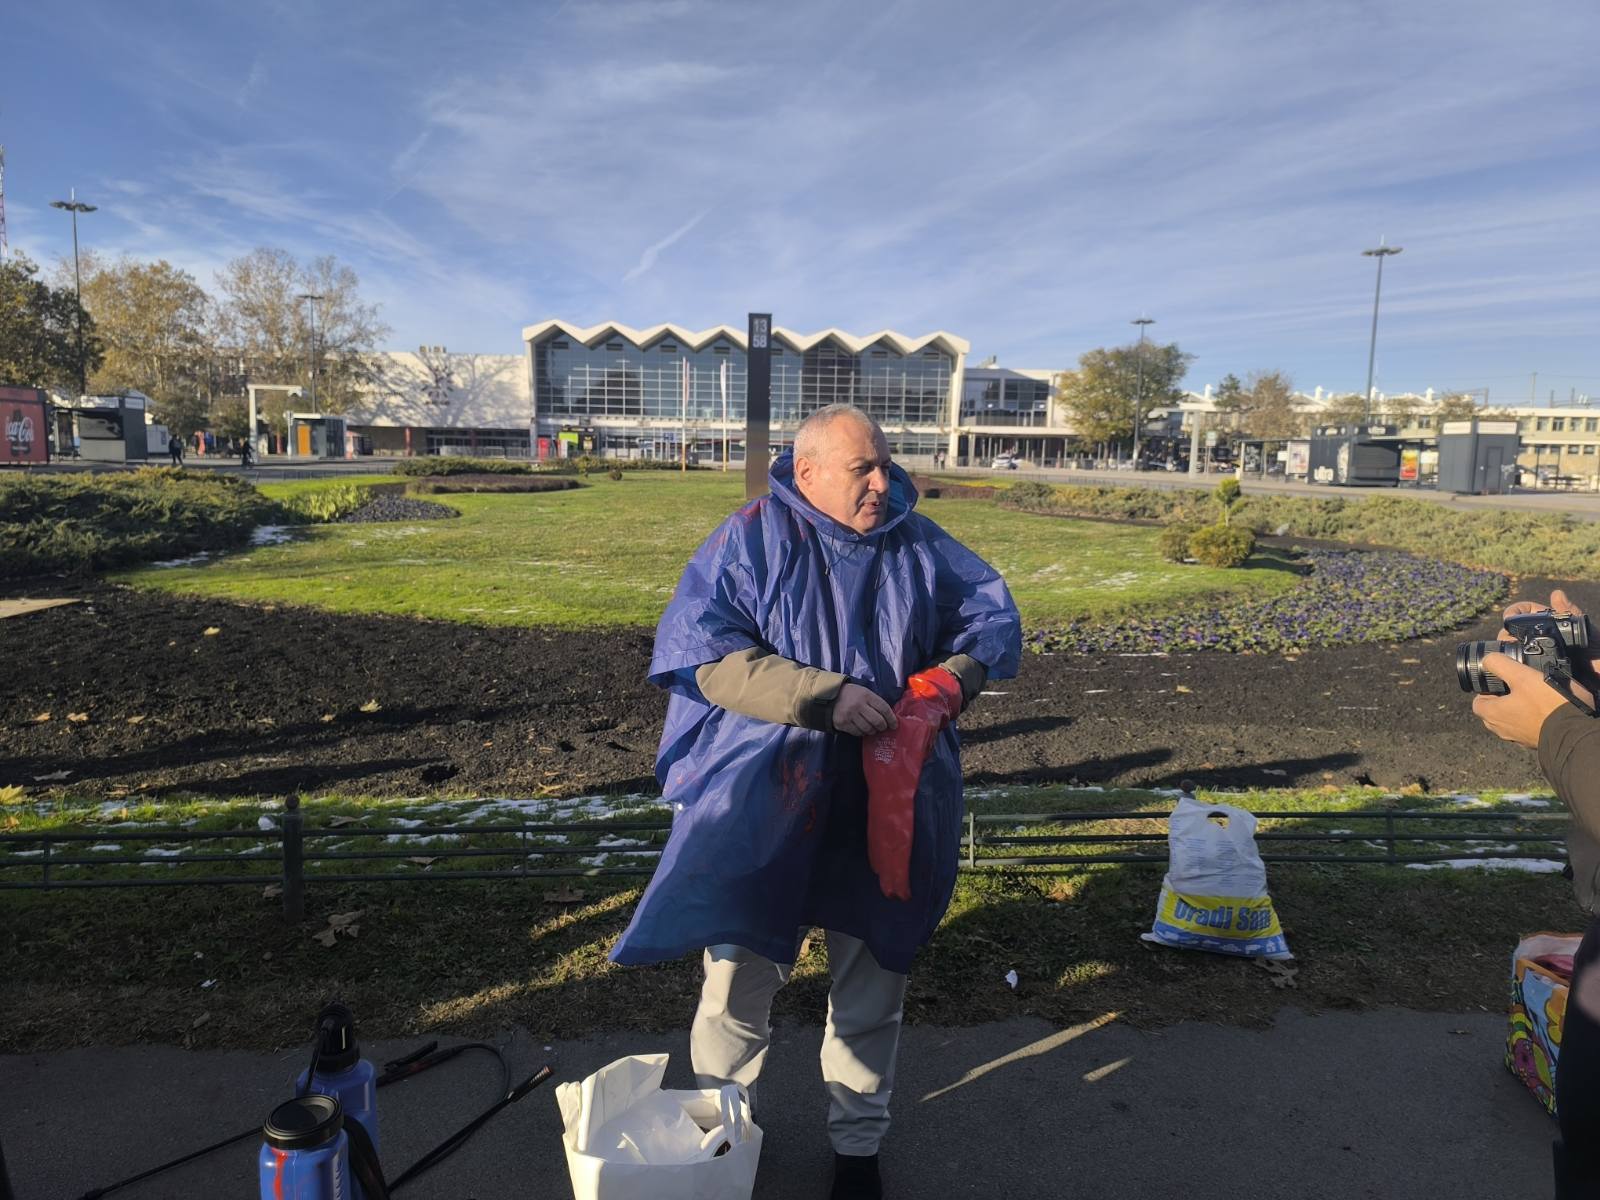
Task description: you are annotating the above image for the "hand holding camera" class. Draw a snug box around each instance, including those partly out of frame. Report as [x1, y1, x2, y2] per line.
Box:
[1459, 589, 1600, 748]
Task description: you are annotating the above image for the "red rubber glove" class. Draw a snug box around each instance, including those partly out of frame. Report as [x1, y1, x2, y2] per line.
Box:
[862, 669, 964, 901]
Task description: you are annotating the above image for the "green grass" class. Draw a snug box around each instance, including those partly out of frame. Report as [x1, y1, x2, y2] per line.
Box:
[0, 784, 1579, 1051]
[123, 473, 1298, 629]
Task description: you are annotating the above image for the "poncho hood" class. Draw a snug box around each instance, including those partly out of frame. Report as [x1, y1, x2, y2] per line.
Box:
[765, 451, 918, 543]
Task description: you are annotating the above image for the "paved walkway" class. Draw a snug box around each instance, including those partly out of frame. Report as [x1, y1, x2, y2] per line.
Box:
[3, 1008, 1554, 1199]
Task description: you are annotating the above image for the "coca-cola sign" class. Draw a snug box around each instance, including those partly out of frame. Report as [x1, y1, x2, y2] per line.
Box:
[0, 390, 50, 463]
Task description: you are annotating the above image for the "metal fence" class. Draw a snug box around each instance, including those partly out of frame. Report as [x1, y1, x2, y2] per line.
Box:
[0, 796, 1568, 922]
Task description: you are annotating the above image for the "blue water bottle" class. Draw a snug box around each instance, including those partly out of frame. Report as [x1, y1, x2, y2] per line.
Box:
[296, 1002, 379, 1199]
[259, 1094, 349, 1200]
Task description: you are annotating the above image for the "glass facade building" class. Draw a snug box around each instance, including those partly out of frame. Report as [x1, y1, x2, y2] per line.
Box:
[527, 322, 964, 461]
[961, 368, 1052, 427]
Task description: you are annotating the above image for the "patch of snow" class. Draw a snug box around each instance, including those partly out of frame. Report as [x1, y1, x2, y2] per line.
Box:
[142, 847, 185, 857]
[1448, 794, 1488, 807]
[1406, 858, 1566, 874]
[250, 525, 294, 546]
[1499, 794, 1552, 808]
[88, 843, 123, 852]
[6, 849, 44, 858]
[578, 854, 609, 866]
[596, 835, 648, 848]
[382, 833, 463, 845]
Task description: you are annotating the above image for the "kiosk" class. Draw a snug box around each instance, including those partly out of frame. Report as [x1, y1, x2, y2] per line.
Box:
[1437, 419, 1519, 495]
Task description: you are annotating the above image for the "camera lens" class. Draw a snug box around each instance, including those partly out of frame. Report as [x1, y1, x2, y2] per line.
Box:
[1455, 639, 1524, 694]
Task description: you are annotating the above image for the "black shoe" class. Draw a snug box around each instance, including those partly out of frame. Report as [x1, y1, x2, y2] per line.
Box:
[830, 1152, 882, 1200]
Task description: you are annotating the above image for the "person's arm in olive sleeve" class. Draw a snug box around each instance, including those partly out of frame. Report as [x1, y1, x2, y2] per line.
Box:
[695, 649, 988, 730]
[695, 648, 849, 730]
[1539, 704, 1600, 846]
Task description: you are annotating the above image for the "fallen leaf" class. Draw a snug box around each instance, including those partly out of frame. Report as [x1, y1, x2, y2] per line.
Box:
[262, 883, 282, 899]
[202, 627, 221, 636]
[0, 786, 26, 806]
[328, 910, 363, 928]
[67, 712, 89, 723]
[482, 740, 494, 748]
[325, 815, 362, 828]
[1174, 685, 1192, 694]
[32, 770, 72, 782]
[126, 715, 146, 725]
[30, 712, 50, 724]
[312, 928, 338, 948]
[320, 713, 336, 723]
[408, 855, 440, 867]
[1397, 679, 1414, 687]
[359, 699, 381, 713]
[191, 1012, 211, 1029]
[1401, 658, 1422, 665]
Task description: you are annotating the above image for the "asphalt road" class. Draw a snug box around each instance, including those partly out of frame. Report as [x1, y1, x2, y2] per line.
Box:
[3, 1008, 1555, 1200]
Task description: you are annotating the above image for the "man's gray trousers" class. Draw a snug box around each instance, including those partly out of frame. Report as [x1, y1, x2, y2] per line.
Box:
[691, 931, 907, 1156]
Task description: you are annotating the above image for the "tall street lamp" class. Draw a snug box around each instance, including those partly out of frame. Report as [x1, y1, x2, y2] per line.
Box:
[1360, 239, 1402, 424]
[296, 292, 324, 413]
[49, 189, 97, 397]
[1131, 315, 1154, 465]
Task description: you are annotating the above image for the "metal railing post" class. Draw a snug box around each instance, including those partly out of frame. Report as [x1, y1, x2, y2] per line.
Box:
[282, 796, 305, 922]
[967, 811, 977, 869]
[1385, 814, 1397, 864]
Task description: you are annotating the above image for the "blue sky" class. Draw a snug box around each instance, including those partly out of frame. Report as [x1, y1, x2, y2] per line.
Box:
[7, 0, 1598, 401]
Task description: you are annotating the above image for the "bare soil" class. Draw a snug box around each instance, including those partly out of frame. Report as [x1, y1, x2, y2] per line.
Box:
[3, 575, 1594, 801]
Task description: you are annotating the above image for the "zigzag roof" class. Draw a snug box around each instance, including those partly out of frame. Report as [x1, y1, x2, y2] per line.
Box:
[521, 319, 969, 357]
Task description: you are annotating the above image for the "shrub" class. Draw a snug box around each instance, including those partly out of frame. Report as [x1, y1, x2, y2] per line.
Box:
[608, 467, 623, 481]
[1187, 523, 1256, 568]
[1159, 522, 1198, 563]
[408, 475, 582, 494]
[391, 456, 537, 477]
[1000, 480, 1058, 509]
[275, 482, 405, 522]
[0, 469, 280, 578]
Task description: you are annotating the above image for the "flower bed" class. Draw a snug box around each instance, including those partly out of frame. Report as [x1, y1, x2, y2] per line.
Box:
[1030, 548, 1506, 654]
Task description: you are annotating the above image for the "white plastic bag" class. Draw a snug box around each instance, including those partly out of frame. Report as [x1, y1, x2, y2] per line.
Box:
[1141, 795, 1292, 960]
[556, 1053, 762, 1200]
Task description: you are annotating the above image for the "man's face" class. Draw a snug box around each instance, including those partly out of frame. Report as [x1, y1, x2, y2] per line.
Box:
[794, 419, 893, 534]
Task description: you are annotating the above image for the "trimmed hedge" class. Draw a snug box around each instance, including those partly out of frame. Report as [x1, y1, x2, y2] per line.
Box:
[275, 482, 405, 522]
[0, 469, 281, 578]
[408, 475, 582, 494]
[390, 456, 538, 477]
[1158, 522, 1199, 563]
[997, 483, 1600, 578]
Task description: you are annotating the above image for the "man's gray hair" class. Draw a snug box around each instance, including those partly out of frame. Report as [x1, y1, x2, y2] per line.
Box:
[792, 404, 883, 463]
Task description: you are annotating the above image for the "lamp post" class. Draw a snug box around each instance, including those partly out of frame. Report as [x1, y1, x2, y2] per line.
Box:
[1130, 315, 1154, 465]
[296, 293, 324, 413]
[49, 189, 97, 398]
[1360, 240, 1402, 424]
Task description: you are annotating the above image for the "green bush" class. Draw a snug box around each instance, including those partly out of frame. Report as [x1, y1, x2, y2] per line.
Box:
[274, 482, 407, 522]
[1158, 522, 1198, 563]
[1187, 523, 1256, 568]
[607, 467, 624, 481]
[0, 469, 280, 578]
[1214, 477, 1241, 506]
[1000, 480, 1059, 508]
[408, 475, 581, 494]
[391, 456, 537, 477]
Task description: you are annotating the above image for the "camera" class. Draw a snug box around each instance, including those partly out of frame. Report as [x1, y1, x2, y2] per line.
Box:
[1457, 608, 1590, 696]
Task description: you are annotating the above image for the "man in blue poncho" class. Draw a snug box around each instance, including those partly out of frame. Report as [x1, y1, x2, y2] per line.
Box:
[613, 404, 1021, 1199]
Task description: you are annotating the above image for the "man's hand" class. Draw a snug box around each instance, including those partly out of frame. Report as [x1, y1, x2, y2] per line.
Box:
[1500, 589, 1600, 680]
[832, 682, 898, 737]
[1472, 654, 1573, 749]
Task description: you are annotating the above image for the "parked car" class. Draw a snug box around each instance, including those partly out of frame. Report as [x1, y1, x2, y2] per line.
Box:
[990, 455, 1019, 470]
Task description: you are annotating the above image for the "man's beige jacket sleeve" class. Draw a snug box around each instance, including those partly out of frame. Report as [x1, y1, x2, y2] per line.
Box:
[694, 649, 988, 732]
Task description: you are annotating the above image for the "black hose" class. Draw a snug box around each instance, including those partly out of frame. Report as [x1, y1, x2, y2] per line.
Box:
[388, 1066, 553, 1193]
[70, 1037, 509, 1200]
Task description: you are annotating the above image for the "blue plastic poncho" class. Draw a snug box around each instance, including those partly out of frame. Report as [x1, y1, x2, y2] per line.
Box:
[610, 453, 1021, 973]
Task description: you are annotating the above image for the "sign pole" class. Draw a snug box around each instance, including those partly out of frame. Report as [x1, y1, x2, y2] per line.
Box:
[745, 313, 772, 500]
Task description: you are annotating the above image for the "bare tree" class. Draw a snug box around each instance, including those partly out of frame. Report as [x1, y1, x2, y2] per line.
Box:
[213, 248, 389, 412]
